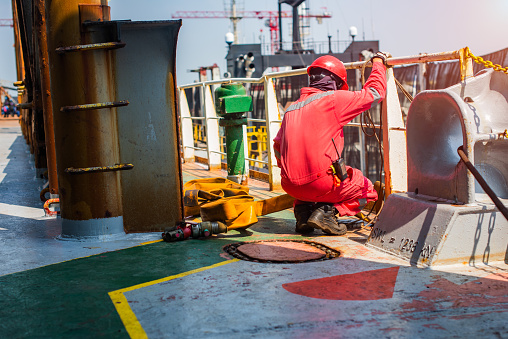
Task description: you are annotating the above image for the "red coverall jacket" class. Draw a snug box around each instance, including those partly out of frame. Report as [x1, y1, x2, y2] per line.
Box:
[273, 62, 387, 216]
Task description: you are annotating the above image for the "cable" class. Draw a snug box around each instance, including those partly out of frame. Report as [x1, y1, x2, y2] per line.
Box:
[457, 146, 508, 221]
[357, 60, 412, 227]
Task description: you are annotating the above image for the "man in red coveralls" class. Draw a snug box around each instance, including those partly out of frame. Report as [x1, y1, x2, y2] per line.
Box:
[273, 52, 389, 235]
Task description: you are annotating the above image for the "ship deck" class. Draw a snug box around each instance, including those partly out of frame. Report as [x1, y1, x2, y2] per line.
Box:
[0, 118, 507, 338]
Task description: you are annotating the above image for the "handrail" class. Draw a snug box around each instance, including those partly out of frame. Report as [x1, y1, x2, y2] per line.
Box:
[179, 49, 463, 89]
[347, 50, 461, 69]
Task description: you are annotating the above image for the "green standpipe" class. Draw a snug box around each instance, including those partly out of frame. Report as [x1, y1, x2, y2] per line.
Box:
[215, 83, 253, 184]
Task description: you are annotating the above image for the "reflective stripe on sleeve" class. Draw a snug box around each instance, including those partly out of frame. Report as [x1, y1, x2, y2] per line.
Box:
[274, 148, 281, 160]
[369, 87, 381, 108]
[285, 90, 335, 113]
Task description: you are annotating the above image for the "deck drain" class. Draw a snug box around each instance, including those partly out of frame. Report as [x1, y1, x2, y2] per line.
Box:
[223, 240, 340, 264]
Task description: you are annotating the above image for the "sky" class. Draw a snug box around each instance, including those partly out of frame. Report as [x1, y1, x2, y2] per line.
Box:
[1, 0, 508, 90]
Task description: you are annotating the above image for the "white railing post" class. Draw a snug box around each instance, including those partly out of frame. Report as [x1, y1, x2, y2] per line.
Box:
[382, 68, 408, 195]
[264, 77, 282, 190]
[202, 84, 221, 170]
[178, 88, 195, 162]
[359, 130, 366, 174]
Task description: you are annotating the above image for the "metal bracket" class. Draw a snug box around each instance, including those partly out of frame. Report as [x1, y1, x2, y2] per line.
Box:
[65, 163, 134, 174]
[60, 100, 129, 112]
[55, 41, 126, 54]
[16, 102, 33, 109]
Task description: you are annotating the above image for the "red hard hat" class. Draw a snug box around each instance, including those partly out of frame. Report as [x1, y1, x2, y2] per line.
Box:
[307, 55, 348, 90]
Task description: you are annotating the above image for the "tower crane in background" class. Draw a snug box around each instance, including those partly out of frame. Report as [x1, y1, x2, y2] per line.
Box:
[171, 9, 331, 54]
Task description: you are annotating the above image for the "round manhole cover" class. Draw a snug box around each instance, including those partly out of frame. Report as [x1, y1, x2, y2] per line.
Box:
[223, 240, 340, 263]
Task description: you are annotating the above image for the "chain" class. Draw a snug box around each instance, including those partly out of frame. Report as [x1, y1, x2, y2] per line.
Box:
[465, 47, 508, 75]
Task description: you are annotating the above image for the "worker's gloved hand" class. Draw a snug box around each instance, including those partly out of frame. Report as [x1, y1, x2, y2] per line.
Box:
[371, 51, 391, 66]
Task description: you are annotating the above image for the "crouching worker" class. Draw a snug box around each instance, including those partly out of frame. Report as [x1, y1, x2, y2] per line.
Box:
[273, 52, 389, 235]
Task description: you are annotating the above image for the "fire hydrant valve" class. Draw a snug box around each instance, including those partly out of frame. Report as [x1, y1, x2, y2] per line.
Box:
[217, 96, 253, 116]
[215, 83, 253, 117]
[214, 83, 253, 184]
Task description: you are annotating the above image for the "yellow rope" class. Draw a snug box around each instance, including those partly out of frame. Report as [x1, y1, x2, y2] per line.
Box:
[465, 47, 508, 75]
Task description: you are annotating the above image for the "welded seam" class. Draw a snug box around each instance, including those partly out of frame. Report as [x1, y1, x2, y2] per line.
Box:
[108, 259, 240, 338]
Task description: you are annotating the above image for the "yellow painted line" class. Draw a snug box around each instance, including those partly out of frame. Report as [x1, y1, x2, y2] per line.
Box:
[109, 291, 147, 339]
[109, 259, 239, 338]
[139, 239, 163, 245]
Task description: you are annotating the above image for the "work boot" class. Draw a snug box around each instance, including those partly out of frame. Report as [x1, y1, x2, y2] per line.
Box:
[294, 204, 315, 234]
[307, 204, 347, 236]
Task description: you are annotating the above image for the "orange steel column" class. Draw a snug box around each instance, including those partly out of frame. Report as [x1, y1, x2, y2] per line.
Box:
[34, 0, 58, 196]
[11, 0, 24, 88]
[10, 0, 26, 139]
[46, 0, 125, 238]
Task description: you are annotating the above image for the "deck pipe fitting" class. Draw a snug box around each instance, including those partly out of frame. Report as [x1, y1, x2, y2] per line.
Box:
[191, 221, 228, 238]
[162, 221, 227, 242]
[162, 227, 191, 242]
[215, 83, 253, 184]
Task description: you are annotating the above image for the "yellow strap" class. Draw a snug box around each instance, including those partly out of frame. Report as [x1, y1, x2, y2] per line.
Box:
[183, 178, 294, 229]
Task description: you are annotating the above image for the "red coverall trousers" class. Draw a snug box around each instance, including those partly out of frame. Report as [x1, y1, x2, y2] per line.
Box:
[273, 62, 387, 216]
[282, 166, 377, 217]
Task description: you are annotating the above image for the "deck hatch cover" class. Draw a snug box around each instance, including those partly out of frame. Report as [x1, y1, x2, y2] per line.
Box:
[223, 240, 340, 263]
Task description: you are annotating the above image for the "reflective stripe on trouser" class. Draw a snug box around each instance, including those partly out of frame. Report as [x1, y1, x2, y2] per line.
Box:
[281, 166, 378, 217]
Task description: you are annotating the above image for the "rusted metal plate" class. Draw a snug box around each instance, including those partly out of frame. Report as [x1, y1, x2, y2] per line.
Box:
[113, 20, 183, 232]
[237, 241, 326, 262]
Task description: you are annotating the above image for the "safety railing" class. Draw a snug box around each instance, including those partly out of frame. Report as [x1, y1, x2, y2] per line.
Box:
[177, 48, 473, 192]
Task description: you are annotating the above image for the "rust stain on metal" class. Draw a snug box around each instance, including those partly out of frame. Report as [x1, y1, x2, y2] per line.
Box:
[65, 163, 133, 174]
[60, 100, 129, 112]
[79, 3, 111, 23]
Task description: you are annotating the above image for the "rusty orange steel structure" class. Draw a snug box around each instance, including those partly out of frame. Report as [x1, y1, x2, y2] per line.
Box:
[11, 0, 184, 236]
[34, 0, 58, 196]
[45, 0, 127, 237]
[11, 0, 54, 188]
